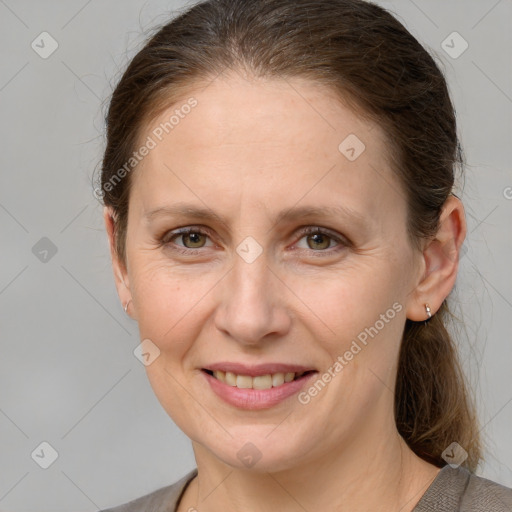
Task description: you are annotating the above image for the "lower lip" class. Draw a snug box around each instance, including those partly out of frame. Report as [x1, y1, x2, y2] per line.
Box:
[202, 371, 317, 410]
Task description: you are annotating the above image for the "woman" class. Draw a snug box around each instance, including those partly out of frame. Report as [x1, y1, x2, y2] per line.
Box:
[97, 0, 512, 510]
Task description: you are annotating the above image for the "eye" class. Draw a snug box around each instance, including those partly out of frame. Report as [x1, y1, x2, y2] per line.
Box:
[294, 227, 347, 254]
[161, 227, 215, 254]
[159, 225, 349, 256]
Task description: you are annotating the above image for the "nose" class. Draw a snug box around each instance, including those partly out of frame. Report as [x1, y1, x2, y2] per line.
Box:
[213, 252, 292, 347]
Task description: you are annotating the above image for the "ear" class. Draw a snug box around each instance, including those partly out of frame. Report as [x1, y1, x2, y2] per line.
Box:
[405, 195, 466, 321]
[103, 206, 134, 318]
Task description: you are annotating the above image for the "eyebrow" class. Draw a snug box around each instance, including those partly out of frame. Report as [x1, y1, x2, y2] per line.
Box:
[144, 202, 369, 229]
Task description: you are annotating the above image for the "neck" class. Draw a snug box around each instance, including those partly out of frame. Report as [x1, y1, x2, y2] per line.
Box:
[180, 415, 440, 512]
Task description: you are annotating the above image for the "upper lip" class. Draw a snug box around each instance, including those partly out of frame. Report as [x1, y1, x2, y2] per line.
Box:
[203, 362, 317, 377]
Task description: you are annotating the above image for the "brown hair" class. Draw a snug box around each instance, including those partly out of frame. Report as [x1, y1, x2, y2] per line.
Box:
[97, 0, 481, 470]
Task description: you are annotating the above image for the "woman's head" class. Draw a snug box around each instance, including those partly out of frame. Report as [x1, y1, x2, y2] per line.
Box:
[99, 0, 480, 472]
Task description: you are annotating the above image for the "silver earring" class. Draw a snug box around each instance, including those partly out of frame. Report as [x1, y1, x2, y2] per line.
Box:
[425, 303, 432, 320]
[124, 299, 131, 314]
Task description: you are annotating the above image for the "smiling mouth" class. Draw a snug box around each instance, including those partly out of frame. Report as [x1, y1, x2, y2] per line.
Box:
[201, 369, 316, 390]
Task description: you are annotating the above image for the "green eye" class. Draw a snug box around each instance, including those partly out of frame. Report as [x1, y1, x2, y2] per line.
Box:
[304, 231, 335, 250]
[160, 225, 348, 257]
[295, 227, 346, 254]
[178, 231, 208, 249]
[161, 227, 215, 255]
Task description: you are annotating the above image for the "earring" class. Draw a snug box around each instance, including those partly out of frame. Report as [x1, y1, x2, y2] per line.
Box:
[124, 299, 132, 314]
[425, 303, 432, 320]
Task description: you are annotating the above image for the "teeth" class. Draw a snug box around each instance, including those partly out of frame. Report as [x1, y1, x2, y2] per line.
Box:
[253, 375, 272, 389]
[225, 371, 237, 386]
[210, 370, 307, 389]
[236, 375, 253, 388]
[213, 370, 226, 383]
[272, 373, 284, 387]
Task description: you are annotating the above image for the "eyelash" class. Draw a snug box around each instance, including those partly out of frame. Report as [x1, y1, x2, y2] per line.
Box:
[159, 225, 349, 257]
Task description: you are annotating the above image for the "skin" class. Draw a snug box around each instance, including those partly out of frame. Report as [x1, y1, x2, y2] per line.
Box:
[104, 71, 466, 511]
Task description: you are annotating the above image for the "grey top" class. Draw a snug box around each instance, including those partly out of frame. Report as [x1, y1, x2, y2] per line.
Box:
[100, 464, 512, 511]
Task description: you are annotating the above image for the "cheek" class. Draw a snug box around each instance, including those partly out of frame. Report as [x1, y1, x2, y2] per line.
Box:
[302, 269, 406, 417]
[293, 261, 403, 340]
[129, 257, 220, 353]
[294, 265, 408, 406]
[143, 358, 207, 445]
[127, 251, 245, 404]
[129, 261, 211, 434]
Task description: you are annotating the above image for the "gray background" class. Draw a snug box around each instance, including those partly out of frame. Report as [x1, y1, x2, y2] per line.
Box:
[0, 0, 511, 510]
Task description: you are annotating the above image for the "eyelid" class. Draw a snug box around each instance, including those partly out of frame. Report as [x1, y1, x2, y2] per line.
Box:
[295, 226, 351, 248]
[161, 225, 216, 247]
[160, 223, 208, 237]
[160, 225, 350, 254]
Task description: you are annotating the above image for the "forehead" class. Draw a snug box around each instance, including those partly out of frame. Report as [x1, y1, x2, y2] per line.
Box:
[141, 74, 382, 157]
[130, 73, 405, 226]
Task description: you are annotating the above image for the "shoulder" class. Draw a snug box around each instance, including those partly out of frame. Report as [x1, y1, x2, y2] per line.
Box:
[414, 464, 512, 511]
[461, 467, 512, 511]
[99, 468, 198, 512]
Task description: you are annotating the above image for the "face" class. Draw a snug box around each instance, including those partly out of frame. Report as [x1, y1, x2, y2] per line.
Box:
[107, 72, 425, 472]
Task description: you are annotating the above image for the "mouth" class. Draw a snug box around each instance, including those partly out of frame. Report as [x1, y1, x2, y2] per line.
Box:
[201, 368, 317, 390]
[200, 362, 319, 409]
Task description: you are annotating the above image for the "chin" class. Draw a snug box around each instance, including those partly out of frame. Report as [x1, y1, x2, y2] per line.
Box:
[196, 426, 319, 474]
